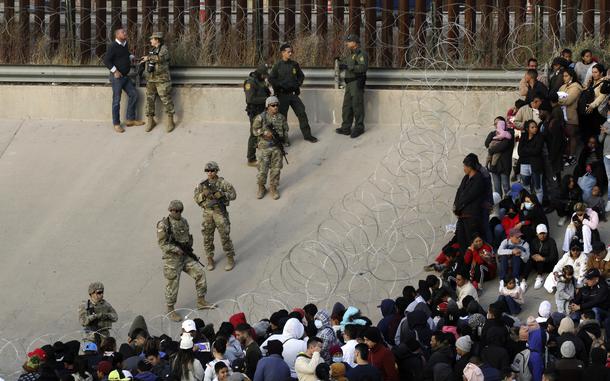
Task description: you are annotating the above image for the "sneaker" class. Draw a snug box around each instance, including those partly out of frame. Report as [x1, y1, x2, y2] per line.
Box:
[498, 280, 504, 292]
[423, 264, 436, 272]
[606, 201, 610, 213]
[520, 279, 528, 293]
[534, 275, 544, 290]
[557, 216, 567, 227]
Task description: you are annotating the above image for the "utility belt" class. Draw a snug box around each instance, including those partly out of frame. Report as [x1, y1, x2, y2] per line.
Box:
[260, 140, 278, 149]
[345, 75, 367, 88]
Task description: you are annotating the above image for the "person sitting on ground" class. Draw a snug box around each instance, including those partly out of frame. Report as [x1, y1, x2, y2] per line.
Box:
[588, 185, 607, 221]
[528, 224, 559, 290]
[582, 347, 610, 380]
[18, 348, 46, 381]
[555, 341, 584, 381]
[497, 228, 530, 292]
[576, 310, 603, 356]
[295, 337, 324, 381]
[463, 234, 496, 290]
[345, 343, 382, 381]
[556, 317, 588, 364]
[518, 192, 549, 245]
[562, 202, 600, 255]
[497, 276, 525, 316]
[424, 235, 461, 273]
[555, 265, 576, 314]
[555, 175, 583, 227]
[569, 268, 610, 326]
[574, 136, 608, 199]
[587, 241, 610, 278]
[545, 241, 587, 292]
[500, 198, 521, 238]
[455, 271, 479, 309]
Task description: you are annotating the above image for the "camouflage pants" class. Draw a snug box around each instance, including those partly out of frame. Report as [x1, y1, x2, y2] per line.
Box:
[163, 254, 207, 306]
[201, 208, 235, 259]
[145, 80, 175, 116]
[257, 147, 283, 186]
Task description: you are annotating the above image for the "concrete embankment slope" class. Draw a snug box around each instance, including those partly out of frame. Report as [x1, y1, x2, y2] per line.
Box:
[0, 85, 578, 377]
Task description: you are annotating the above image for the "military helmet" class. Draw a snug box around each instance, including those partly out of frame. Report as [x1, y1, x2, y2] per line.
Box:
[149, 32, 163, 40]
[205, 161, 220, 172]
[168, 200, 184, 211]
[265, 96, 279, 107]
[255, 63, 268, 76]
[88, 281, 104, 295]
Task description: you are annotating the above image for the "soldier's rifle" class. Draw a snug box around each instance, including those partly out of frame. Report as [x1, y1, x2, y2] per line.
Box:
[165, 217, 205, 267]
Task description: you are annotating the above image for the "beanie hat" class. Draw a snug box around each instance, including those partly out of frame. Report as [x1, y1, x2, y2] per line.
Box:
[536, 301, 552, 323]
[456, 335, 473, 353]
[560, 341, 576, 359]
[23, 348, 46, 372]
[558, 317, 575, 335]
[180, 333, 194, 350]
[363, 327, 382, 343]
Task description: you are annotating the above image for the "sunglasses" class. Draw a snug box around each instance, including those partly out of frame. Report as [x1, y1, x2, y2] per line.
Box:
[95, 290, 104, 295]
[170, 209, 183, 213]
[205, 169, 217, 172]
[269, 104, 279, 108]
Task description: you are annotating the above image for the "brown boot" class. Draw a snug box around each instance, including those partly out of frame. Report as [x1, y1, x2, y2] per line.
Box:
[166, 115, 175, 133]
[257, 184, 267, 199]
[247, 160, 258, 167]
[145, 116, 156, 132]
[207, 257, 215, 271]
[270, 185, 280, 200]
[125, 119, 145, 127]
[114, 124, 125, 133]
[224, 256, 235, 271]
[197, 296, 214, 309]
[166, 305, 182, 322]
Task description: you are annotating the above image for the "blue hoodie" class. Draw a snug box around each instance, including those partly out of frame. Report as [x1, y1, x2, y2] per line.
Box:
[527, 328, 545, 381]
[377, 299, 396, 344]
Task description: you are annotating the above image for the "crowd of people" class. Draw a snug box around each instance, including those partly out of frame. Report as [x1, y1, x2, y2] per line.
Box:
[11, 42, 610, 381]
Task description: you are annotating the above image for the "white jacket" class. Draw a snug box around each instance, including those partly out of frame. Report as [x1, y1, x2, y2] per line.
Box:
[544, 252, 587, 292]
[261, 318, 308, 378]
[295, 352, 323, 381]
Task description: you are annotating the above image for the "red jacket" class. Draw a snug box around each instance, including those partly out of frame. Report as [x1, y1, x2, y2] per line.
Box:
[368, 343, 399, 381]
[501, 214, 520, 238]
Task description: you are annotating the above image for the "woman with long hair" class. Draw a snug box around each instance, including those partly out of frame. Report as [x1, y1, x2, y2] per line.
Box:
[558, 67, 583, 166]
[172, 334, 204, 381]
[518, 120, 545, 203]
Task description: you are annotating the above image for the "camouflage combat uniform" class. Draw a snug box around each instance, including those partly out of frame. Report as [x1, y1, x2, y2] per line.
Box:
[145, 44, 175, 117]
[78, 297, 118, 344]
[252, 111, 289, 188]
[194, 177, 237, 261]
[156, 215, 207, 306]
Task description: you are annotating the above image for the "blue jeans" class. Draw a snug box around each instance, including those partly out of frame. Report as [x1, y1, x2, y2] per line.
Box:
[520, 164, 543, 203]
[604, 156, 610, 201]
[497, 295, 522, 315]
[110, 74, 138, 125]
[499, 255, 521, 280]
[492, 172, 510, 197]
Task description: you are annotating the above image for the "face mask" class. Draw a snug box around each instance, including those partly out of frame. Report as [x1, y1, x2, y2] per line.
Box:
[332, 356, 343, 363]
[456, 354, 462, 360]
[524, 202, 533, 210]
[314, 320, 323, 329]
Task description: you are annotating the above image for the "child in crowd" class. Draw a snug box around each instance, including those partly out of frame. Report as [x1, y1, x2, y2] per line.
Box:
[554, 265, 575, 314]
[487, 119, 513, 168]
[497, 276, 524, 315]
[588, 185, 606, 221]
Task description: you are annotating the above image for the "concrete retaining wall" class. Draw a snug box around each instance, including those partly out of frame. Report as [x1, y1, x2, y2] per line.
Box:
[0, 85, 517, 125]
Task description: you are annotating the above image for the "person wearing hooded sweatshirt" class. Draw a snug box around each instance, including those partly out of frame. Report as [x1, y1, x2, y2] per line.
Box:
[576, 310, 602, 357]
[313, 310, 340, 363]
[555, 341, 584, 381]
[377, 299, 401, 346]
[527, 328, 545, 381]
[260, 317, 307, 379]
[363, 327, 399, 381]
[582, 347, 610, 380]
[253, 340, 291, 381]
[453, 335, 473, 381]
[392, 336, 425, 381]
[481, 326, 510, 376]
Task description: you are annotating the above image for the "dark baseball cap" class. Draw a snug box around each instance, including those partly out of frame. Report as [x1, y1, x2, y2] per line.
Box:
[585, 268, 601, 279]
[592, 241, 607, 253]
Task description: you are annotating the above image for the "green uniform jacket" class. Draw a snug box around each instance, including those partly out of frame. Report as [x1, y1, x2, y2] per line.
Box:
[194, 177, 237, 210]
[156, 216, 192, 256]
[78, 299, 118, 332]
[252, 112, 289, 149]
[145, 44, 171, 82]
[244, 73, 271, 114]
[269, 60, 304, 93]
[342, 48, 369, 80]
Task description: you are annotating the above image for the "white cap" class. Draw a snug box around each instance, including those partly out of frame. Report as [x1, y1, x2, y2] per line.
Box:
[182, 319, 196, 332]
[536, 300, 551, 323]
[536, 224, 548, 234]
[180, 333, 194, 349]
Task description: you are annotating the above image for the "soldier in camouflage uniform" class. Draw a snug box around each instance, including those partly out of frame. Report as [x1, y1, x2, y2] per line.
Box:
[142, 32, 176, 133]
[252, 96, 289, 200]
[157, 200, 211, 322]
[336, 34, 369, 139]
[268, 43, 318, 143]
[244, 64, 272, 167]
[194, 162, 237, 271]
[78, 282, 118, 344]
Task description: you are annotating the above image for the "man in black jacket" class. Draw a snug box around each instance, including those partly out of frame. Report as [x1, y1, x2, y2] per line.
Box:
[569, 268, 610, 342]
[103, 28, 144, 133]
[454, 154, 486, 255]
[528, 224, 559, 290]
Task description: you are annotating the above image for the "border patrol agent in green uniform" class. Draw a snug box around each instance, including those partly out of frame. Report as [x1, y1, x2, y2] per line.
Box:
[269, 43, 318, 143]
[336, 34, 369, 139]
[244, 64, 271, 167]
[142, 32, 176, 133]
